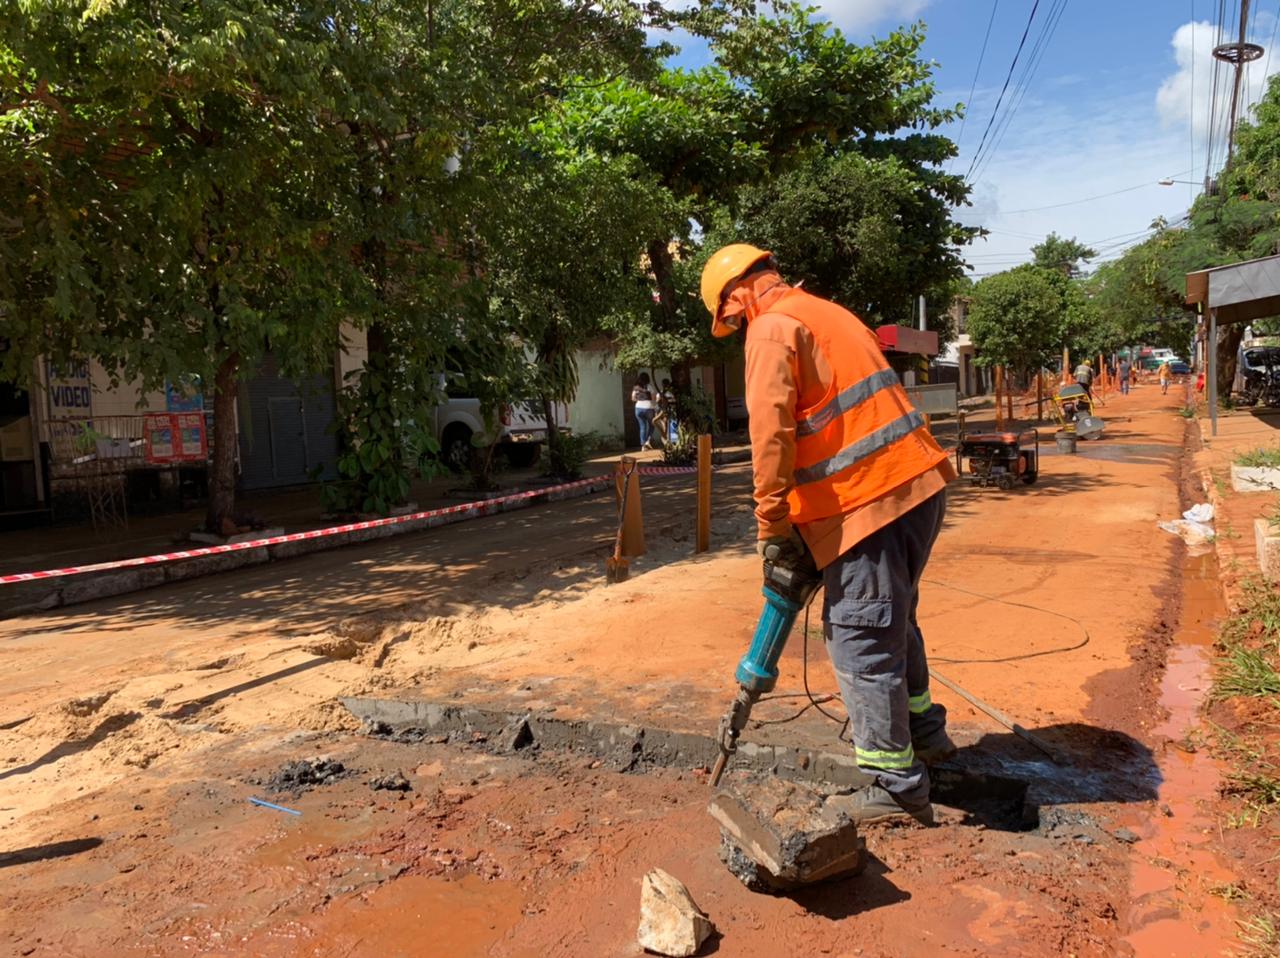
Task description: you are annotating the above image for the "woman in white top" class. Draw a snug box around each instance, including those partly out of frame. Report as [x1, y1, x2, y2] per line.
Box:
[632, 373, 657, 450]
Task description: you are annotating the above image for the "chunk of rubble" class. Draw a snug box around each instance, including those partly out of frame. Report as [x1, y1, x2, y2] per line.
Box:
[636, 868, 713, 957]
[260, 758, 349, 795]
[708, 776, 864, 893]
[368, 770, 412, 792]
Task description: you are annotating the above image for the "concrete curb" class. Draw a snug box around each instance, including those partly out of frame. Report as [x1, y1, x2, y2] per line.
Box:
[2, 478, 611, 619]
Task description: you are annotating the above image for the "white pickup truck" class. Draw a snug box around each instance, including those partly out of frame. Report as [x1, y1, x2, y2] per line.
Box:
[432, 393, 567, 471]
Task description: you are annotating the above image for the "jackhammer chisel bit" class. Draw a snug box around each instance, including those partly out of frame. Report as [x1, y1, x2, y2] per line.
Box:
[709, 552, 821, 787]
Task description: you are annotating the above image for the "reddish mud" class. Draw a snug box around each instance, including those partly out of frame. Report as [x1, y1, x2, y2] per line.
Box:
[1121, 551, 1243, 955]
[0, 385, 1238, 955]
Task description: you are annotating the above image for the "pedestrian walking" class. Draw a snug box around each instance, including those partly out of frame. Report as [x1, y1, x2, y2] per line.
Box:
[632, 373, 657, 450]
[1158, 360, 1173, 395]
[700, 243, 956, 825]
[1118, 358, 1131, 395]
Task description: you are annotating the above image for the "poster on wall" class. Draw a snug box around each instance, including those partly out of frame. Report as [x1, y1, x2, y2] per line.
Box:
[45, 360, 93, 444]
[145, 413, 208, 464]
[175, 413, 207, 459]
[144, 414, 175, 462]
[46, 360, 93, 418]
[165, 377, 205, 413]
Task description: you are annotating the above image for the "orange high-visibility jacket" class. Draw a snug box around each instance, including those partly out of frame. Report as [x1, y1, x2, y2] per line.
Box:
[761, 288, 949, 525]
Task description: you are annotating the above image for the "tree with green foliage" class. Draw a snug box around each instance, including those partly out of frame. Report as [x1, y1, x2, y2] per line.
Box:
[469, 145, 682, 478]
[1, 0, 673, 521]
[724, 148, 975, 346]
[2, 0, 374, 530]
[1032, 233, 1097, 278]
[553, 3, 973, 389]
[967, 265, 1075, 381]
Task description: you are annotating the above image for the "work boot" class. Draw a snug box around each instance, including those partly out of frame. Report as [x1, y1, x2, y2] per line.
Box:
[913, 731, 958, 767]
[838, 784, 934, 826]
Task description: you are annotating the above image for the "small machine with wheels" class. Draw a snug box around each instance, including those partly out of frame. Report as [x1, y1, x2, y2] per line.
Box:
[1052, 383, 1105, 439]
[956, 428, 1039, 490]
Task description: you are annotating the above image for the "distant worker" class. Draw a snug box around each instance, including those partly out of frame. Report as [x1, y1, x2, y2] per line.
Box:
[1118, 358, 1132, 396]
[700, 244, 957, 825]
[1074, 360, 1094, 399]
[632, 373, 657, 451]
[1158, 360, 1173, 395]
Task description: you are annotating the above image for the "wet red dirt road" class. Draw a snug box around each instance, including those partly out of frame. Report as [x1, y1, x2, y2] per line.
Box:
[0, 387, 1249, 956]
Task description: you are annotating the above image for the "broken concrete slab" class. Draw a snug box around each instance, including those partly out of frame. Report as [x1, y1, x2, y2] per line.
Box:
[708, 777, 864, 893]
[1256, 517, 1280, 581]
[636, 868, 712, 957]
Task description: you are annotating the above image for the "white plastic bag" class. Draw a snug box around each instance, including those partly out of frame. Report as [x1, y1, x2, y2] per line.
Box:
[1183, 503, 1214, 523]
[1158, 519, 1215, 546]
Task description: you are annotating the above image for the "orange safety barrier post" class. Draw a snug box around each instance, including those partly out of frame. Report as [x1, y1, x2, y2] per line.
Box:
[695, 434, 712, 554]
[616, 459, 646, 557]
[995, 365, 1006, 430]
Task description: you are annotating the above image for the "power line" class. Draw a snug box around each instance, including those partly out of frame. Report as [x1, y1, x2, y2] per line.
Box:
[968, 0, 1071, 185]
[964, 0, 1043, 182]
[952, 0, 1001, 165]
[997, 170, 1192, 215]
[1191, 0, 1197, 207]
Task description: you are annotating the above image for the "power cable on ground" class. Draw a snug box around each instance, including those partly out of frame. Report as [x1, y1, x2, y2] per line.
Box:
[753, 574, 1093, 730]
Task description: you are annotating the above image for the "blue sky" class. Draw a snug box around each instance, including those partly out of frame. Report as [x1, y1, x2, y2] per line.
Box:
[659, 1, 1280, 279]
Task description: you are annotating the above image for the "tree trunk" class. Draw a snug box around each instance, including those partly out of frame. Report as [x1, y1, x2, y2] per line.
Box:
[205, 352, 240, 532]
[541, 392, 560, 475]
[1217, 321, 1246, 397]
[646, 237, 693, 393]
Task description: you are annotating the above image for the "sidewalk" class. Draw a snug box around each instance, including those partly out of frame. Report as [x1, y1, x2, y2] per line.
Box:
[1195, 404, 1280, 584]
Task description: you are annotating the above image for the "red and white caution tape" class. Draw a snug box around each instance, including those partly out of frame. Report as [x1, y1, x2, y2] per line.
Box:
[635, 465, 698, 475]
[1, 475, 610, 585]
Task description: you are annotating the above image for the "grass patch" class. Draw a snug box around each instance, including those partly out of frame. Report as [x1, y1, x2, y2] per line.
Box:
[1209, 881, 1250, 902]
[1178, 405, 1198, 419]
[1214, 647, 1280, 699]
[1235, 446, 1280, 468]
[1239, 913, 1280, 955]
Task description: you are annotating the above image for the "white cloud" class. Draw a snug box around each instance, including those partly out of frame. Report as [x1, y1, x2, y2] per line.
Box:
[1156, 18, 1278, 165]
[958, 16, 1280, 281]
[816, 0, 932, 33]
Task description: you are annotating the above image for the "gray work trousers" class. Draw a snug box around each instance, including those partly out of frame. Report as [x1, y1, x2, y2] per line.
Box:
[822, 490, 948, 806]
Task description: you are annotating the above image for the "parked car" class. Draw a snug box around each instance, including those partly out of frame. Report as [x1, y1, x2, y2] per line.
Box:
[431, 378, 569, 472]
[1169, 360, 1191, 375]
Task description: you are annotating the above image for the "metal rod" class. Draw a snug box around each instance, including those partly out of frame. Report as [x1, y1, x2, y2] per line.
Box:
[1209, 308, 1219, 436]
[930, 668, 1067, 764]
[695, 434, 711, 553]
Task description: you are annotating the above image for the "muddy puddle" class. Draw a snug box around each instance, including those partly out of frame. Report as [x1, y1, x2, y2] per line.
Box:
[1121, 550, 1243, 955]
[214, 874, 533, 958]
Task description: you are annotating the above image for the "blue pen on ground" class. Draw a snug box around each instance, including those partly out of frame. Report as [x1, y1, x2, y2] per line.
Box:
[248, 797, 302, 816]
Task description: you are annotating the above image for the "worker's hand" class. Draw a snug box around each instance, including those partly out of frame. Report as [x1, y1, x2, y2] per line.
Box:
[756, 528, 807, 567]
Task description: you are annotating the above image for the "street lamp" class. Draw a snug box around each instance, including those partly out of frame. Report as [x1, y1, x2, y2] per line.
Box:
[1158, 178, 1198, 186]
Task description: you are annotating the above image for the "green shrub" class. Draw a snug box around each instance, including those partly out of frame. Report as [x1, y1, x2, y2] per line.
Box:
[1235, 446, 1280, 468]
[547, 429, 601, 480]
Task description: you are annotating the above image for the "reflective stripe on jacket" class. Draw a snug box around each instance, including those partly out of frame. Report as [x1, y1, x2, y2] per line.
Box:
[756, 288, 949, 525]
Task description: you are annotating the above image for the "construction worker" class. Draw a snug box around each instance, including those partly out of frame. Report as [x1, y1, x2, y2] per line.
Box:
[1073, 360, 1094, 400]
[700, 244, 957, 825]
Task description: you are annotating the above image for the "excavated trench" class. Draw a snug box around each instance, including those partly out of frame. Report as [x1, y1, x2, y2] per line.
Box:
[342, 696, 1037, 832]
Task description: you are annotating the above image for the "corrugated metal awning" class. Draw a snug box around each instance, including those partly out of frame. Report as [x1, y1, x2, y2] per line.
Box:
[1186, 254, 1280, 324]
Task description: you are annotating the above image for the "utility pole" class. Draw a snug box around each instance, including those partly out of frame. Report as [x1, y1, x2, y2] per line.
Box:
[1214, 0, 1264, 166]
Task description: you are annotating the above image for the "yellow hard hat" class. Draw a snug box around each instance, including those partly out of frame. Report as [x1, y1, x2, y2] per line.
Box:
[700, 243, 774, 337]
